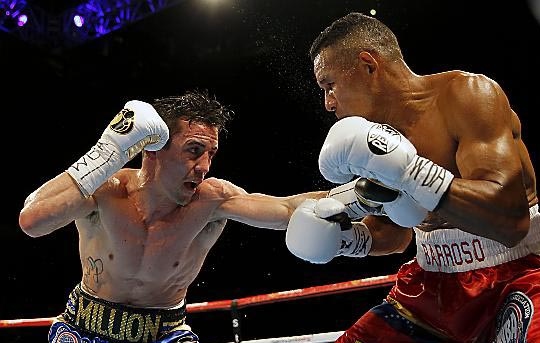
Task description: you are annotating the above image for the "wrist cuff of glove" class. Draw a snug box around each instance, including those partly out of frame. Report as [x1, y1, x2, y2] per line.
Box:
[66, 139, 127, 197]
[404, 156, 454, 211]
[338, 222, 372, 258]
[328, 179, 385, 219]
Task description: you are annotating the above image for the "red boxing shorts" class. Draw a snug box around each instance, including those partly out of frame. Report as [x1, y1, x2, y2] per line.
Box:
[337, 204, 540, 343]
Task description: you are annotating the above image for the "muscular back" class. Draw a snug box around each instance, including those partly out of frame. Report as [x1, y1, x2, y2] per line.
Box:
[76, 170, 229, 308]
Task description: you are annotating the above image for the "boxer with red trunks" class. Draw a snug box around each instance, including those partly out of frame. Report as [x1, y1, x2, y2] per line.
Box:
[286, 12, 538, 342]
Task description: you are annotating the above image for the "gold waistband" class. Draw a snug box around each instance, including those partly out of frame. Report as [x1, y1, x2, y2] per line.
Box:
[61, 284, 187, 343]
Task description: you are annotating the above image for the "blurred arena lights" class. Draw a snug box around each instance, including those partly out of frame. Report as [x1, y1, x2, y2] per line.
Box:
[0, 0, 27, 16]
[16, 12, 27, 26]
[0, 0, 189, 49]
[72, 14, 84, 27]
[0, 0, 28, 30]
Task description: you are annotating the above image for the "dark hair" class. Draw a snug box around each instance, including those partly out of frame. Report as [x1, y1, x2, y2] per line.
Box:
[152, 89, 234, 136]
[309, 12, 403, 62]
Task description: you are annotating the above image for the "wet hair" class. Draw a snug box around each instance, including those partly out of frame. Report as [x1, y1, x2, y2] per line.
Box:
[309, 12, 403, 63]
[152, 89, 234, 137]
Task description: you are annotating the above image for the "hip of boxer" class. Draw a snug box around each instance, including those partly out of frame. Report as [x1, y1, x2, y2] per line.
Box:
[48, 283, 198, 343]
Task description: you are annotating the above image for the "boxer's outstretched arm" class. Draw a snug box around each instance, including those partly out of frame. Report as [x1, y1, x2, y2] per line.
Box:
[207, 178, 412, 263]
[211, 177, 328, 230]
[212, 176, 416, 231]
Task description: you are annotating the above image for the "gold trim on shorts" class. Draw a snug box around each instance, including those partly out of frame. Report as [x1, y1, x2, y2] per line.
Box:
[386, 296, 451, 340]
[61, 283, 187, 343]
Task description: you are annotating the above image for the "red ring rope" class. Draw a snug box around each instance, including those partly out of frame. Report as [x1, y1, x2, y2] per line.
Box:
[0, 273, 397, 328]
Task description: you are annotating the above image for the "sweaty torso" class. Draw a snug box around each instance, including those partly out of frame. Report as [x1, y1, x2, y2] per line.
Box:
[75, 172, 228, 308]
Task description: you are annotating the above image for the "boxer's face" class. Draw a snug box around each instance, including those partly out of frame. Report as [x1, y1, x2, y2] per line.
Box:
[313, 46, 372, 120]
[156, 119, 219, 205]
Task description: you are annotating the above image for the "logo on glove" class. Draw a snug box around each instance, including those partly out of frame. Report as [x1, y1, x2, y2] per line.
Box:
[367, 123, 401, 155]
[109, 109, 135, 134]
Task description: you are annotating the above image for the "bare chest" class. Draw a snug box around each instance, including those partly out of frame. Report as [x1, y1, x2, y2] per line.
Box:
[78, 201, 226, 288]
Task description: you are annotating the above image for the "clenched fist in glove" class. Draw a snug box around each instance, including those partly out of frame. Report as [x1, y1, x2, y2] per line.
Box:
[285, 198, 373, 264]
[319, 117, 454, 211]
[329, 177, 428, 227]
[67, 100, 169, 197]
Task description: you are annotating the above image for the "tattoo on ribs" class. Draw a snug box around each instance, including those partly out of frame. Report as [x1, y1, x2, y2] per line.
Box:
[84, 256, 104, 283]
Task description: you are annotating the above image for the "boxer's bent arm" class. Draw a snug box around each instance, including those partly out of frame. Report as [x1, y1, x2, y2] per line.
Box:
[434, 75, 530, 246]
[19, 172, 97, 237]
[20, 100, 168, 238]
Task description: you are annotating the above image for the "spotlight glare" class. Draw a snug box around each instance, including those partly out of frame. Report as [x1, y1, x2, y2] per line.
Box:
[17, 14, 27, 26]
[73, 14, 84, 27]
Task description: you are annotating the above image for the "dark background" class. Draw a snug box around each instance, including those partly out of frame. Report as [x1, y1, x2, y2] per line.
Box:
[1, 0, 539, 342]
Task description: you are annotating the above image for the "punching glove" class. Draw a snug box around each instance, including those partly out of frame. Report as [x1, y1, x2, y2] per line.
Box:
[356, 178, 428, 227]
[327, 177, 386, 219]
[328, 177, 428, 227]
[67, 100, 169, 197]
[319, 117, 454, 211]
[286, 198, 372, 264]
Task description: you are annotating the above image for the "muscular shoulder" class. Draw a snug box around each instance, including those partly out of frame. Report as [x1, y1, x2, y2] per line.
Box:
[198, 177, 248, 201]
[440, 71, 505, 110]
[437, 71, 512, 137]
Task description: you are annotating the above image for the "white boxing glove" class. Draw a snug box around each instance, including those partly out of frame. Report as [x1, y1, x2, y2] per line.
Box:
[67, 100, 169, 197]
[327, 178, 386, 219]
[354, 178, 428, 227]
[285, 199, 372, 264]
[328, 177, 427, 227]
[319, 117, 454, 211]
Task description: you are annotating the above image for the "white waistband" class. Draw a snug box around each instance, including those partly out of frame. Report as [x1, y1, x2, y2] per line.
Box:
[415, 204, 540, 273]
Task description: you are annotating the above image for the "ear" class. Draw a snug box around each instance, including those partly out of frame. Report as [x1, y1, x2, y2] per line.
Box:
[358, 51, 378, 74]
